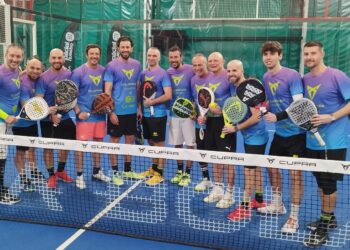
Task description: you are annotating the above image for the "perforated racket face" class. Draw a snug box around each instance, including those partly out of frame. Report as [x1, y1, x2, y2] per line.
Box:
[55, 79, 78, 104]
[142, 81, 157, 98]
[287, 98, 317, 131]
[56, 98, 77, 111]
[237, 78, 265, 107]
[172, 98, 195, 118]
[23, 97, 49, 120]
[197, 87, 214, 109]
[223, 96, 248, 124]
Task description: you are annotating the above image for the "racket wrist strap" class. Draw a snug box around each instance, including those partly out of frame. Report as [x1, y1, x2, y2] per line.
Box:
[276, 110, 288, 121]
[0, 109, 9, 120]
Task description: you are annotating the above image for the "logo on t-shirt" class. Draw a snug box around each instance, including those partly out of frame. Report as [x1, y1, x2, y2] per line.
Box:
[306, 84, 321, 100]
[268, 82, 280, 95]
[144, 76, 154, 81]
[12, 77, 20, 88]
[209, 82, 220, 92]
[172, 75, 184, 86]
[88, 75, 102, 86]
[122, 69, 134, 80]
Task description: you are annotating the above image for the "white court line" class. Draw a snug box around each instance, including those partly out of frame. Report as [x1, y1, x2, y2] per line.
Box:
[56, 179, 144, 250]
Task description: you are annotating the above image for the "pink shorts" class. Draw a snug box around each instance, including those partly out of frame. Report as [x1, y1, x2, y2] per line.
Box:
[76, 121, 106, 141]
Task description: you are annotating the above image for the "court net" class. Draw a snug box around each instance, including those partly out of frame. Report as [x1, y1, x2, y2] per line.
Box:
[0, 134, 350, 249]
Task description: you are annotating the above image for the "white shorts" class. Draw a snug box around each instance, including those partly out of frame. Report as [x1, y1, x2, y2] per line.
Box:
[168, 117, 196, 146]
[0, 123, 7, 159]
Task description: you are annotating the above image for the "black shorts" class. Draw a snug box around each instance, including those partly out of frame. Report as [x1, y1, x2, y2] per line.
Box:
[196, 128, 205, 150]
[40, 118, 76, 140]
[306, 148, 346, 182]
[204, 116, 236, 152]
[107, 113, 137, 137]
[269, 133, 306, 157]
[142, 116, 167, 142]
[244, 143, 267, 169]
[12, 124, 38, 151]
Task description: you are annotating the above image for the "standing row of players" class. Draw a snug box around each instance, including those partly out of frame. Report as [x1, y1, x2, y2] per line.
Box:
[1, 39, 350, 247]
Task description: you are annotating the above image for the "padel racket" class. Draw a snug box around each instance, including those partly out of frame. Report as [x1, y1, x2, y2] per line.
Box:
[91, 93, 114, 115]
[54, 79, 78, 126]
[135, 120, 144, 145]
[141, 80, 157, 116]
[172, 98, 195, 118]
[237, 78, 267, 116]
[286, 98, 325, 147]
[197, 87, 215, 140]
[220, 96, 248, 138]
[16, 97, 49, 121]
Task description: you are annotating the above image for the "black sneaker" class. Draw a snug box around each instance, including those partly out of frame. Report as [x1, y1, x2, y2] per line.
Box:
[303, 227, 329, 247]
[20, 178, 35, 192]
[0, 187, 21, 205]
[307, 217, 337, 231]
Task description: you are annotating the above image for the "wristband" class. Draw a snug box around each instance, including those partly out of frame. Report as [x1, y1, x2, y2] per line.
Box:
[0, 109, 9, 120]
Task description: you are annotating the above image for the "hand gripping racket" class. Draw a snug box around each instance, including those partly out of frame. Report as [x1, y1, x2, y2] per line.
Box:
[141, 80, 157, 116]
[286, 98, 325, 147]
[197, 87, 215, 140]
[54, 79, 78, 126]
[172, 98, 195, 118]
[220, 96, 248, 138]
[16, 97, 49, 121]
[237, 78, 267, 116]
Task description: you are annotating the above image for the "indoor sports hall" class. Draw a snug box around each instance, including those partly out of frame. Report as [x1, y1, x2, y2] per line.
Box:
[1, 0, 350, 249]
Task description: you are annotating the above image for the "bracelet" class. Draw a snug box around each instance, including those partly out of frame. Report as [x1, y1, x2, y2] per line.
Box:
[234, 124, 239, 131]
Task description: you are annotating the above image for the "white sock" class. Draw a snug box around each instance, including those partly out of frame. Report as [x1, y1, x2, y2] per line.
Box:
[290, 204, 300, 219]
[272, 192, 282, 206]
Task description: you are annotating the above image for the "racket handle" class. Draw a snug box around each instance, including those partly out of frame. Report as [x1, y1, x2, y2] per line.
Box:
[220, 132, 225, 139]
[199, 127, 204, 140]
[53, 114, 62, 127]
[150, 106, 154, 116]
[314, 131, 325, 147]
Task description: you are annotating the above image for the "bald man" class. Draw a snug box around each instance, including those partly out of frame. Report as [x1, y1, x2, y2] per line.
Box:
[13, 58, 46, 191]
[200, 52, 236, 209]
[223, 60, 268, 220]
[36, 48, 75, 188]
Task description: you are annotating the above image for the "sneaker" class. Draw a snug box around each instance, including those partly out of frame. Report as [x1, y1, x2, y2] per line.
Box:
[178, 173, 191, 187]
[140, 167, 155, 178]
[303, 227, 329, 247]
[55, 170, 74, 182]
[307, 217, 337, 231]
[20, 178, 35, 192]
[0, 187, 21, 205]
[112, 173, 124, 186]
[47, 175, 57, 188]
[227, 206, 251, 221]
[204, 185, 224, 203]
[250, 199, 267, 209]
[194, 178, 213, 192]
[145, 172, 164, 186]
[122, 171, 144, 179]
[216, 192, 234, 208]
[281, 217, 299, 234]
[171, 171, 183, 184]
[257, 203, 287, 215]
[92, 170, 111, 183]
[76, 175, 86, 189]
[31, 171, 46, 184]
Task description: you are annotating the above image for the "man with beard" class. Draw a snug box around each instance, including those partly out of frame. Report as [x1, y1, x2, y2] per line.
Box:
[13, 57, 46, 191]
[36, 48, 75, 189]
[104, 37, 143, 186]
[0, 44, 24, 204]
[72, 44, 110, 189]
[139, 47, 172, 185]
[167, 46, 195, 187]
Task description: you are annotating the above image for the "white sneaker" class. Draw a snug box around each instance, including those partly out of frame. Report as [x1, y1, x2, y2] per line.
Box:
[194, 178, 213, 192]
[76, 175, 86, 189]
[216, 191, 235, 209]
[204, 185, 224, 203]
[92, 170, 111, 183]
[257, 202, 287, 215]
[281, 217, 299, 234]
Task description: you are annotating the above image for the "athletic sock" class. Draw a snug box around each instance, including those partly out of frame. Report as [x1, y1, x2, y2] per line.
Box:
[177, 163, 183, 172]
[93, 167, 100, 175]
[57, 161, 66, 172]
[255, 191, 264, 203]
[111, 165, 118, 175]
[124, 162, 131, 172]
[47, 167, 55, 176]
[185, 166, 191, 175]
[199, 163, 210, 180]
[77, 171, 83, 176]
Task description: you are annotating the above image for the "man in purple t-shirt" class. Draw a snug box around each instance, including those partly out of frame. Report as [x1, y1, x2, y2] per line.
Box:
[0, 44, 24, 204]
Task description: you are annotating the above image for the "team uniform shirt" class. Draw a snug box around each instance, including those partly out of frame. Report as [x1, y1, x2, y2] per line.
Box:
[104, 58, 141, 115]
[190, 72, 214, 129]
[71, 64, 105, 122]
[140, 66, 171, 118]
[13, 73, 37, 127]
[303, 67, 350, 150]
[263, 67, 304, 137]
[206, 70, 231, 117]
[167, 64, 195, 117]
[230, 86, 268, 146]
[0, 65, 21, 123]
[36, 68, 72, 121]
